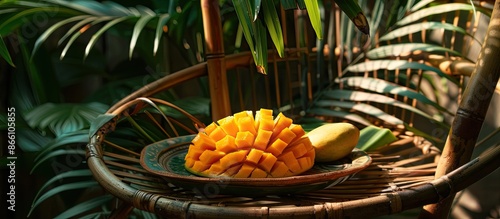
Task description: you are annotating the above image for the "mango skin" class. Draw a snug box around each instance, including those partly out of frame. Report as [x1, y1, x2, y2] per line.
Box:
[307, 123, 360, 162]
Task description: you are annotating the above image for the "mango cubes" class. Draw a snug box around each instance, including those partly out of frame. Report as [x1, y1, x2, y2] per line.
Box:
[184, 109, 315, 178]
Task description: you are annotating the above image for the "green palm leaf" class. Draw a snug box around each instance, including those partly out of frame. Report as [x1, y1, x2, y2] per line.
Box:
[307, 107, 373, 126]
[129, 14, 155, 59]
[32, 169, 93, 206]
[336, 76, 454, 115]
[54, 195, 113, 219]
[262, 0, 284, 57]
[321, 89, 450, 130]
[280, 0, 298, 10]
[33, 129, 89, 163]
[410, 0, 434, 11]
[88, 114, 116, 138]
[25, 102, 108, 136]
[233, 0, 264, 73]
[379, 22, 481, 44]
[31, 149, 86, 174]
[250, 0, 262, 22]
[315, 100, 404, 125]
[346, 59, 459, 85]
[304, 0, 323, 39]
[32, 15, 91, 57]
[154, 14, 171, 55]
[57, 16, 99, 46]
[397, 3, 491, 26]
[334, 0, 369, 34]
[0, 7, 80, 35]
[366, 43, 463, 59]
[45, 0, 116, 16]
[28, 181, 99, 217]
[61, 16, 113, 59]
[85, 16, 130, 59]
[0, 35, 14, 67]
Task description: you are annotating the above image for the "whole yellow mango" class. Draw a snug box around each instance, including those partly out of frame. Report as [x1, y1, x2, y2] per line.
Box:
[307, 123, 360, 162]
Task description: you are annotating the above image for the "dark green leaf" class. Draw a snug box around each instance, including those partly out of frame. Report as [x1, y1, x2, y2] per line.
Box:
[262, 0, 284, 57]
[334, 0, 369, 34]
[54, 195, 113, 219]
[0, 7, 80, 36]
[129, 14, 155, 59]
[33, 129, 89, 163]
[85, 16, 130, 59]
[25, 102, 108, 136]
[295, 0, 306, 9]
[386, 0, 409, 29]
[89, 114, 116, 138]
[44, 0, 109, 16]
[57, 16, 98, 46]
[33, 169, 93, 208]
[255, 19, 268, 74]
[161, 97, 211, 118]
[31, 149, 86, 173]
[18, 129, 52, 152]
[154, 14, 170, 55]
[28, 181, 99, 217]
[280, 0, 297, 10]
[32, 15, 91, 58]
[0, 35, 14, 67]
[101, 1, 133, 15]
[250, 0, 262, 22]
[61, 17, 114, 60]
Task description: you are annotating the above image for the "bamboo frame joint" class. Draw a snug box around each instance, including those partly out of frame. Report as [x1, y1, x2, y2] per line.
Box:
[430, 175, 453, 200]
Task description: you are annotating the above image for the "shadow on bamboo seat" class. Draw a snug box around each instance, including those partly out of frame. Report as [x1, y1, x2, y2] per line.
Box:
[87, 0, 500, 218]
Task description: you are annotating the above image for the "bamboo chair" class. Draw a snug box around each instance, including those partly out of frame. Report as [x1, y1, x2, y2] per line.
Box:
[87, 0, 500, 218]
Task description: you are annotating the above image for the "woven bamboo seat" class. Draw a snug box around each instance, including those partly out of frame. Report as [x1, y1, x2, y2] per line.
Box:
[87, 0, 500, 218]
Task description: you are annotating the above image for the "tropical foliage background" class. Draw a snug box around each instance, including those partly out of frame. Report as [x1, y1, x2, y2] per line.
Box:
[0, 0, 498, 218]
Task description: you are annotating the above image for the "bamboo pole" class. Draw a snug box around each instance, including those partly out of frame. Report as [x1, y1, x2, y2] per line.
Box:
[201, 0, 232, 120]
[420, 0, 500, 218]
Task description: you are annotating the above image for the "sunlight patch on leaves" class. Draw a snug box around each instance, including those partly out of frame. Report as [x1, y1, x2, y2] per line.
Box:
[336, 77, 454, 115]
[308, 107, 373, 127]
[314, 100, 404, 126]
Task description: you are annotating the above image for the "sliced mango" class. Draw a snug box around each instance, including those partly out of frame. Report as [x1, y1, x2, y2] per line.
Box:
[184, 109, 316, 178]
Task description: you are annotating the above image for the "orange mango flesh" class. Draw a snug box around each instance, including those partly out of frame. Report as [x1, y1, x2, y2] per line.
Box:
[184, 109, 315, 178]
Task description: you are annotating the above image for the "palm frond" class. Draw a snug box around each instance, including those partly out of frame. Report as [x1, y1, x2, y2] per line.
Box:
[337, 76, 454, 115]
[1, 1, 176, 60]
[25, 102, 108, 136]
[28, 181, 99, 217]
[53, 195, 113, 219]
[0, 35, 14, 66]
